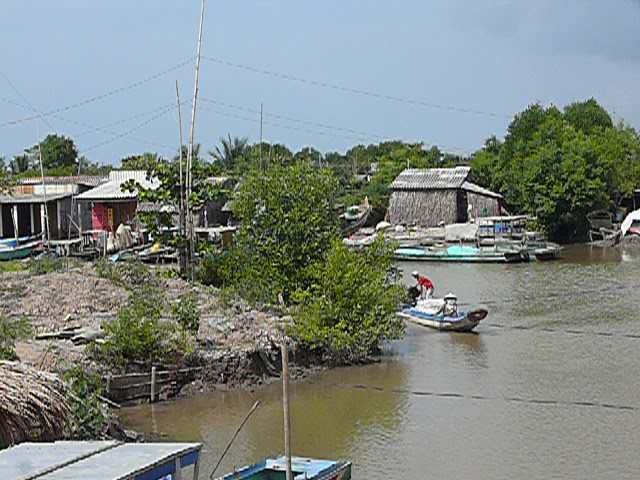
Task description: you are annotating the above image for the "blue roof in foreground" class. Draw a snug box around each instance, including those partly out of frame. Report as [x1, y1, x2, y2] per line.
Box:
[0, 441, 202, 480]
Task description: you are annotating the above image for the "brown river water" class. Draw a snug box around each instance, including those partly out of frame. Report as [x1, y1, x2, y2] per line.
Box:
[121, 245, 640, 479]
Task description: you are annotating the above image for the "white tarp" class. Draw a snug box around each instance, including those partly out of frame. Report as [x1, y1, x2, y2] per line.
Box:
[621, 209, 640, 236]
[445, 223, 479, 242]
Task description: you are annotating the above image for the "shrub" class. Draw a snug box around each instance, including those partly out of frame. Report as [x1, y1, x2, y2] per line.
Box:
[62, 367, 106, 439]
[291, 237, 405, 361]
[0, 260, 26, 273]
[196, 252, 230, 287]
[92, 286, 194, 367]
[28, 256, 64, 275]
[229, 162, 340, 303]
[172, 293, 200, 335]
[95, 259, 154, 290]
[0, 316, 31, 360]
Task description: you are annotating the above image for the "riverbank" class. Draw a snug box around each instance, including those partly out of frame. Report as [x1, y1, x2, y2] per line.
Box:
[0, 260, 341, 403]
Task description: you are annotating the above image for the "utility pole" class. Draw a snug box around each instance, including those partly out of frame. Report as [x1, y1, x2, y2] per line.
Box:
[259, 103, 264, 171]
[186, 0, 206, 280]
[175, 80, 187, 275]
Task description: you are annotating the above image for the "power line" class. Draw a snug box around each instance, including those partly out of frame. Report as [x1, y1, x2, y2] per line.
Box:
[200, 101, 472, 154]
[81, 104, 177, 155]
[201, 97, 385, 140]
[1, 96, 182, 151]
[200, 104, 372, 142]
[203, 56, 511, 119]
[0, 57, 194, 129]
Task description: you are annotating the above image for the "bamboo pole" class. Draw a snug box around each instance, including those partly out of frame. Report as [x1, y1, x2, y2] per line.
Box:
[281, 343, 293, 480]
[186, 0, 206, 281]
[175, 80, 187, 275]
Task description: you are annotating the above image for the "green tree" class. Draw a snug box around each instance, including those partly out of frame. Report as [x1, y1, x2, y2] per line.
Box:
[228, 161, 339, 303]
[120, 152, 160, 171]
[292, 237, 404, 360]
[210, 135, 249, 171]
[564, 98, 613, 135]
[37, 134, 78, 170]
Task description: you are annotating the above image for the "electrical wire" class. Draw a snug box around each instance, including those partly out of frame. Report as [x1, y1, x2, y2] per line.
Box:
[0, 57, 194, 129]
[203, 56, 511, 119]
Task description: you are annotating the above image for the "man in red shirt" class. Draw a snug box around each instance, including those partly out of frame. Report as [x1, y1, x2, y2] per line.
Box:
[411, 271, 434, 299]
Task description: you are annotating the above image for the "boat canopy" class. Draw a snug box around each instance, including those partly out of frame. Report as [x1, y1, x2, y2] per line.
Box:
[621, 208, 640, 236]
[0, 441, 202, 480]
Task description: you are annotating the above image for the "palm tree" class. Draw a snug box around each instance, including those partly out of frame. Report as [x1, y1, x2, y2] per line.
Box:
[210, 135, 248, 171]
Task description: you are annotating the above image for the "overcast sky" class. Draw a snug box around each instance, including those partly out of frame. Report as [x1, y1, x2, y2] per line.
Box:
[1, 0, 639, 165]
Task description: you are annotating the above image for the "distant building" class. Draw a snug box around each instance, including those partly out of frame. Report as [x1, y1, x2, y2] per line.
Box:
[75, 170, 158, 232]
[388, 166, 503, 227]
[0, 175, 107, 240]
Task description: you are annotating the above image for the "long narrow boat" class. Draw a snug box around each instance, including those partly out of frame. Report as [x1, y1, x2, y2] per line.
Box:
[398, 298, 488, 332]
[0, 240, 41, 261]
[394, 244, 529, 263]
[218, 456, 352, 480]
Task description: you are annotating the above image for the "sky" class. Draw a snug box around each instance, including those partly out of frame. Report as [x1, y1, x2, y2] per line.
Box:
[1, 0, 639, 166]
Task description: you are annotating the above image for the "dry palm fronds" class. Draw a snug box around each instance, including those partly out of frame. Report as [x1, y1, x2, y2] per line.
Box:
[0, 361, 70, 446]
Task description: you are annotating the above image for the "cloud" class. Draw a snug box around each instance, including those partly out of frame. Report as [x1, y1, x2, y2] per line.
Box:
[450, 0, 640, 64]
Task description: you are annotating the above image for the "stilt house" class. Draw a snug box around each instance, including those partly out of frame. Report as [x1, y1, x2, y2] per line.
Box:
[388, 166, 503, 227]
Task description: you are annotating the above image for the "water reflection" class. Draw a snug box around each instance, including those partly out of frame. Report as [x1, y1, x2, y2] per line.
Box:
[120, 360, 410, 477]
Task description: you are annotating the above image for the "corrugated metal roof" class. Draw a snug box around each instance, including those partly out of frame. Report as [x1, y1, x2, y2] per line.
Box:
[76, 171, 158, 201]
[0, 441, 201, 480]
[391, 167, 471, 190]
[18, 176, 108, 187]
[0, 192, 72, 204]
[462, 181, 502, 199]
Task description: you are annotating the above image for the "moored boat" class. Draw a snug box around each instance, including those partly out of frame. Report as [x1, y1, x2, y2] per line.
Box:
[394, 244, 529, 263]
[0, 240, 41, 261]
[218, 456, 352, 480]
[398, 295, 488, 332]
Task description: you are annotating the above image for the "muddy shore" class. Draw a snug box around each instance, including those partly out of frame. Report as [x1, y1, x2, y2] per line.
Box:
[1, 261, 333, 403]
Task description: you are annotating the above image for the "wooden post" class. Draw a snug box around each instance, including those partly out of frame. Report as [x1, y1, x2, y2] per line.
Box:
[0, 205, 4, 238]
[192, 458, 200, 480]
[150, 366, 157, 403]
[29, 204, 35, 235]
[281, 343, 293, 480]
[11, 204, 19, 244]
[174, 457, 183, 480]
[105, 374, 111, 396]
[77, 202, 82, 237]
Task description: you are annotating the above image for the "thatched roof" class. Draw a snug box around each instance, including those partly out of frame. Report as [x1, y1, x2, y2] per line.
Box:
[0, 361, 70, 447]
[391, 167, 471, 190]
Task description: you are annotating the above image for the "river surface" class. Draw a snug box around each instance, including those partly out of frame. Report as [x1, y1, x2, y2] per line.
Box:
[121, 245, 640, 479]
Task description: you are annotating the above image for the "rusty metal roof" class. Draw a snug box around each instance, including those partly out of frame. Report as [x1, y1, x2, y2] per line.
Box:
[391, 167, 471, 190]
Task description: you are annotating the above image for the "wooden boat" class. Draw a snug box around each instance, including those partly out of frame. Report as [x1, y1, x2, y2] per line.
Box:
[398, 298, 488, 332]
[218, 456, 352, 480]
[394, 244, 529, 263]
[341, 198, 371, 237]
[0, 240, 41, 261]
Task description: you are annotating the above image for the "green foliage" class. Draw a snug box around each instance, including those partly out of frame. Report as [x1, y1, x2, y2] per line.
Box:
[28, 256, 65, 275]
[228, 161, 340, 303]
[196, 252, 231, 287]
[470, 100, 640, 241]
[95, 259, 154, 290]
[0, 260, 26, 273]
[172, 293, 200, 334]
[62, 367, 106, 440]
[291, 238, 404, 361]
[210, 135, 249, 171]
[93, 286, 193, 367]
[120, 152, 160, 171]
[0, 316, 31, 360]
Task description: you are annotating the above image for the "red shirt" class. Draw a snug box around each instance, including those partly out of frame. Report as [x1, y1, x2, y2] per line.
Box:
[418, 276, 434, 289]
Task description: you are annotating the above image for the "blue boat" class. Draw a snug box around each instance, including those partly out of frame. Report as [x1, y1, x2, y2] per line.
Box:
[394, 244, 529, 263]
[398, 296, 488, 332]
[219, 456, 352, 480]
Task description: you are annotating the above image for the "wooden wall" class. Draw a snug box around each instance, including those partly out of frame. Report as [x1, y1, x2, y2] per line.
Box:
[388, 190, 458, 227]
[467, 192, 501, 219]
